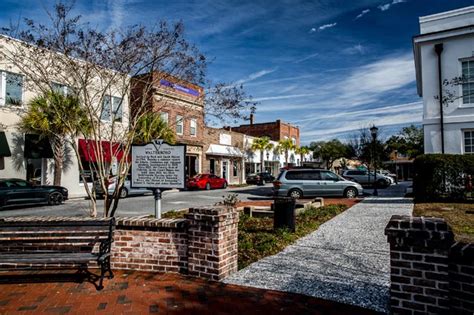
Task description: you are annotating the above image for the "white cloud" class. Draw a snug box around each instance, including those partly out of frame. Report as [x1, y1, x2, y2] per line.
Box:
[294, 52, 319, 64]
[300, 101, 422, 141]
[355, 9, 370, 19]
[252, 93, 315, 102]
[343, 44, 365, 55]
[234, 68, 277, 85]
[318, 22, 337, 31]
[378, 0, 406, 11]
[310, 27, 317, 33]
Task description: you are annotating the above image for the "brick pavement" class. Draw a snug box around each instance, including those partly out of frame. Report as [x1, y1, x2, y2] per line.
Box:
[0, 270, 379, 314]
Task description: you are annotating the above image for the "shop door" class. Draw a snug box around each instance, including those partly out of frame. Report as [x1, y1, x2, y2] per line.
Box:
[222, 160, 229, 180]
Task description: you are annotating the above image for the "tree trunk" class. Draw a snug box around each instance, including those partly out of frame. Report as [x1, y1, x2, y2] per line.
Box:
[52, 136, 65, 186]
[261, 151, 264, 172]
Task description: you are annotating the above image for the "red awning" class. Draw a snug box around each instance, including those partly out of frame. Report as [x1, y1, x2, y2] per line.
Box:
[78, 139, 129, 163]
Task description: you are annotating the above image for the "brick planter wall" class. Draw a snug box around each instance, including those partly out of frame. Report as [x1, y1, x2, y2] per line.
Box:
[385, 215, 474, 314]
[186, 206, 239, 281]
[111, 217, 188, 273]
[1, 206, 239, 282]
[449, 242, 474, 314]
[111, 206, 239, 280]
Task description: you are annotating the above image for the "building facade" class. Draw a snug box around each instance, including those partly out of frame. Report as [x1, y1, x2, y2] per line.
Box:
[130, 72, 205, 178]
[202, 127, 245, 185]
[226, 116, 301, 147]
[414, 6, 474, 154]
[0, 35, 130, 198]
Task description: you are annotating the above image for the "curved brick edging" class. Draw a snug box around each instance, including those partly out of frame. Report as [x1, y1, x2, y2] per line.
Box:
[385, 215, 474, 314]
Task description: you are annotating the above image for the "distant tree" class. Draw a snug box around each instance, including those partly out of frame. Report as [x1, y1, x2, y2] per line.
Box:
[310, 139, 350, 170]
[19, 91, 90, 186]
[295, 146, 310, 165]
[385, 125, 423, 159]
[250, 136, 273, 172]
[277, 138, 296, 166]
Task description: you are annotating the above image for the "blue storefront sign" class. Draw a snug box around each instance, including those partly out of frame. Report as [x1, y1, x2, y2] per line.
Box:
[160, 79, 200, 97]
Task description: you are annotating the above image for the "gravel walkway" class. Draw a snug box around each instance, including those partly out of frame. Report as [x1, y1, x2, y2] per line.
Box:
[224, 184, 413, 313]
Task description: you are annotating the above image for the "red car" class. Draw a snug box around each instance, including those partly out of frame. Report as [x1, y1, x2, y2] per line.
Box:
[186, 174, 228, 190]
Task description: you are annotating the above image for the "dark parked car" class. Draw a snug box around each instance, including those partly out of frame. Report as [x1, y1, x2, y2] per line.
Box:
[246, 172, 275, 185]
[0, 178, 68, 209]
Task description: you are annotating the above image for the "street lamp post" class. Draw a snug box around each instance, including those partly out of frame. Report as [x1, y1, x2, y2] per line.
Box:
[266, 151, 270, 173]
[370, 125, 379, 197]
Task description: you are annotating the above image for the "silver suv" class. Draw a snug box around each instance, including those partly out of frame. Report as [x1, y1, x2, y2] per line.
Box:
[273, 169, 363, 199]
[342, 170, 390, 187]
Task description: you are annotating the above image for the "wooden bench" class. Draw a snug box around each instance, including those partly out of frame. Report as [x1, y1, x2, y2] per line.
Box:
[0, 217, 115, 290]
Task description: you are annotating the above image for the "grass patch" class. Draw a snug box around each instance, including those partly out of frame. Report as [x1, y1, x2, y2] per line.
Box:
[413, 203, 474, 243]
[238, 204, 348, 269]
[162, 210, 188, 219]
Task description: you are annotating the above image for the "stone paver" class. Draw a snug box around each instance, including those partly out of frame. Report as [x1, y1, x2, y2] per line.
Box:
[224, 183, 413, 313]
[0, 270, 377, 314]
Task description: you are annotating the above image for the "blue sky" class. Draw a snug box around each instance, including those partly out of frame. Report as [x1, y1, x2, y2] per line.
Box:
[1, 0, 473, 144]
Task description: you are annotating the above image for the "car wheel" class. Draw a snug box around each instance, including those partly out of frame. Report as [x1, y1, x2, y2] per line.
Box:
[288, 189, 303, 199]
[377, 179, 387, 188]
[222, 182, 227, 189]
[120, 188, 128, 198]
[48, 192, 63, 205]
[205, 182, 211, 190]
[344, 187, 358, 199]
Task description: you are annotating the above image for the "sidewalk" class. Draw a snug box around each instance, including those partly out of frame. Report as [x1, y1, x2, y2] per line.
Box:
[224, 184, 413, 313]
[0, 270, 377, 314]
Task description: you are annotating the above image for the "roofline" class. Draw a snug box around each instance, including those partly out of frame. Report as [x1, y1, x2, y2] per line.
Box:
[419, 5, 474, 24]
[413, 23, 474, 41]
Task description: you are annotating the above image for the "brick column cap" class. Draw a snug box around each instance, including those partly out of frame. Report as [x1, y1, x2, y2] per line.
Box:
[385, 215, 454, 249]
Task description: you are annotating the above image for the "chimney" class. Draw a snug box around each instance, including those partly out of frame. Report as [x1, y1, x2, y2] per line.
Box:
[250, 113, 254, 126]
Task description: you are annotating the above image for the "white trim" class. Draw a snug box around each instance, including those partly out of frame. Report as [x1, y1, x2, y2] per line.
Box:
[419, 6, 474, 23]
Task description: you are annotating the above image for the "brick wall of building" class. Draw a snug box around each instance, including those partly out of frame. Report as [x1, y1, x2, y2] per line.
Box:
[227, 120, 300, 146]
[385, 215, 474, 314]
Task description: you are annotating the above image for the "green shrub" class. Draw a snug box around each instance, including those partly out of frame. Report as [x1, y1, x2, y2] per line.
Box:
[413, 154, 474, 201]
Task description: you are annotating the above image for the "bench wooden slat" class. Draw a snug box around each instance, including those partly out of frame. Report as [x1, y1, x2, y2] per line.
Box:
[0, 220, 113, 227]
[0, 253, 98, 264]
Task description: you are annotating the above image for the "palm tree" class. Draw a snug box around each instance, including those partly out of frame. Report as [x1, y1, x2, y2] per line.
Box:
[250, 136, 273, 172]
[19, 91, 89, 186]
[277, 138, 296, 166]
[132, 112, 176, 145]
[295, 146, 310, 166]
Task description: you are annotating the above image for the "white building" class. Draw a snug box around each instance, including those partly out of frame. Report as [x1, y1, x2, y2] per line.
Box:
[414, 6, 474, 154]
[0, 35, 130, 198]
[243, 135, 313, 177]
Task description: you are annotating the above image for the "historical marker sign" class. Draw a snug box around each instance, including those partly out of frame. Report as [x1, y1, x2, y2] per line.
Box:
[131, 141, 186, 189]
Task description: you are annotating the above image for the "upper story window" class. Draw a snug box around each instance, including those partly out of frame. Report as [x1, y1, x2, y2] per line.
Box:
[51, 82, 74, 96]
[176, 115, 183, 135]
[159, 112, 169, 125]
[464, 130, 474, 154]
[190, 118, 197, 136]
[101, 95, 123, 123]
[462, 60, 474, 105]
[0, 71, 24, 106]
[291, 137, 296, 145]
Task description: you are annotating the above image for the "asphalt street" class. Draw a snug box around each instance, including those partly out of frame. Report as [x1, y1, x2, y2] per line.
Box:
[0, 184, 273, 217]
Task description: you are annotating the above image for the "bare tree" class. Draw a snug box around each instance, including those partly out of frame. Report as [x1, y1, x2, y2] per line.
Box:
[1, 2, 253, 217]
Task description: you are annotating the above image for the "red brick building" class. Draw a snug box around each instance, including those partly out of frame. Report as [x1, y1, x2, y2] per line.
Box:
[225, 115, 300, 146]
[130, 72, 205, 178]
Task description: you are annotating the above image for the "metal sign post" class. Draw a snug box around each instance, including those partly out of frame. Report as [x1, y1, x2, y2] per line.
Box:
[153, 188, 162, 219]
[131, 140, 186, 219]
